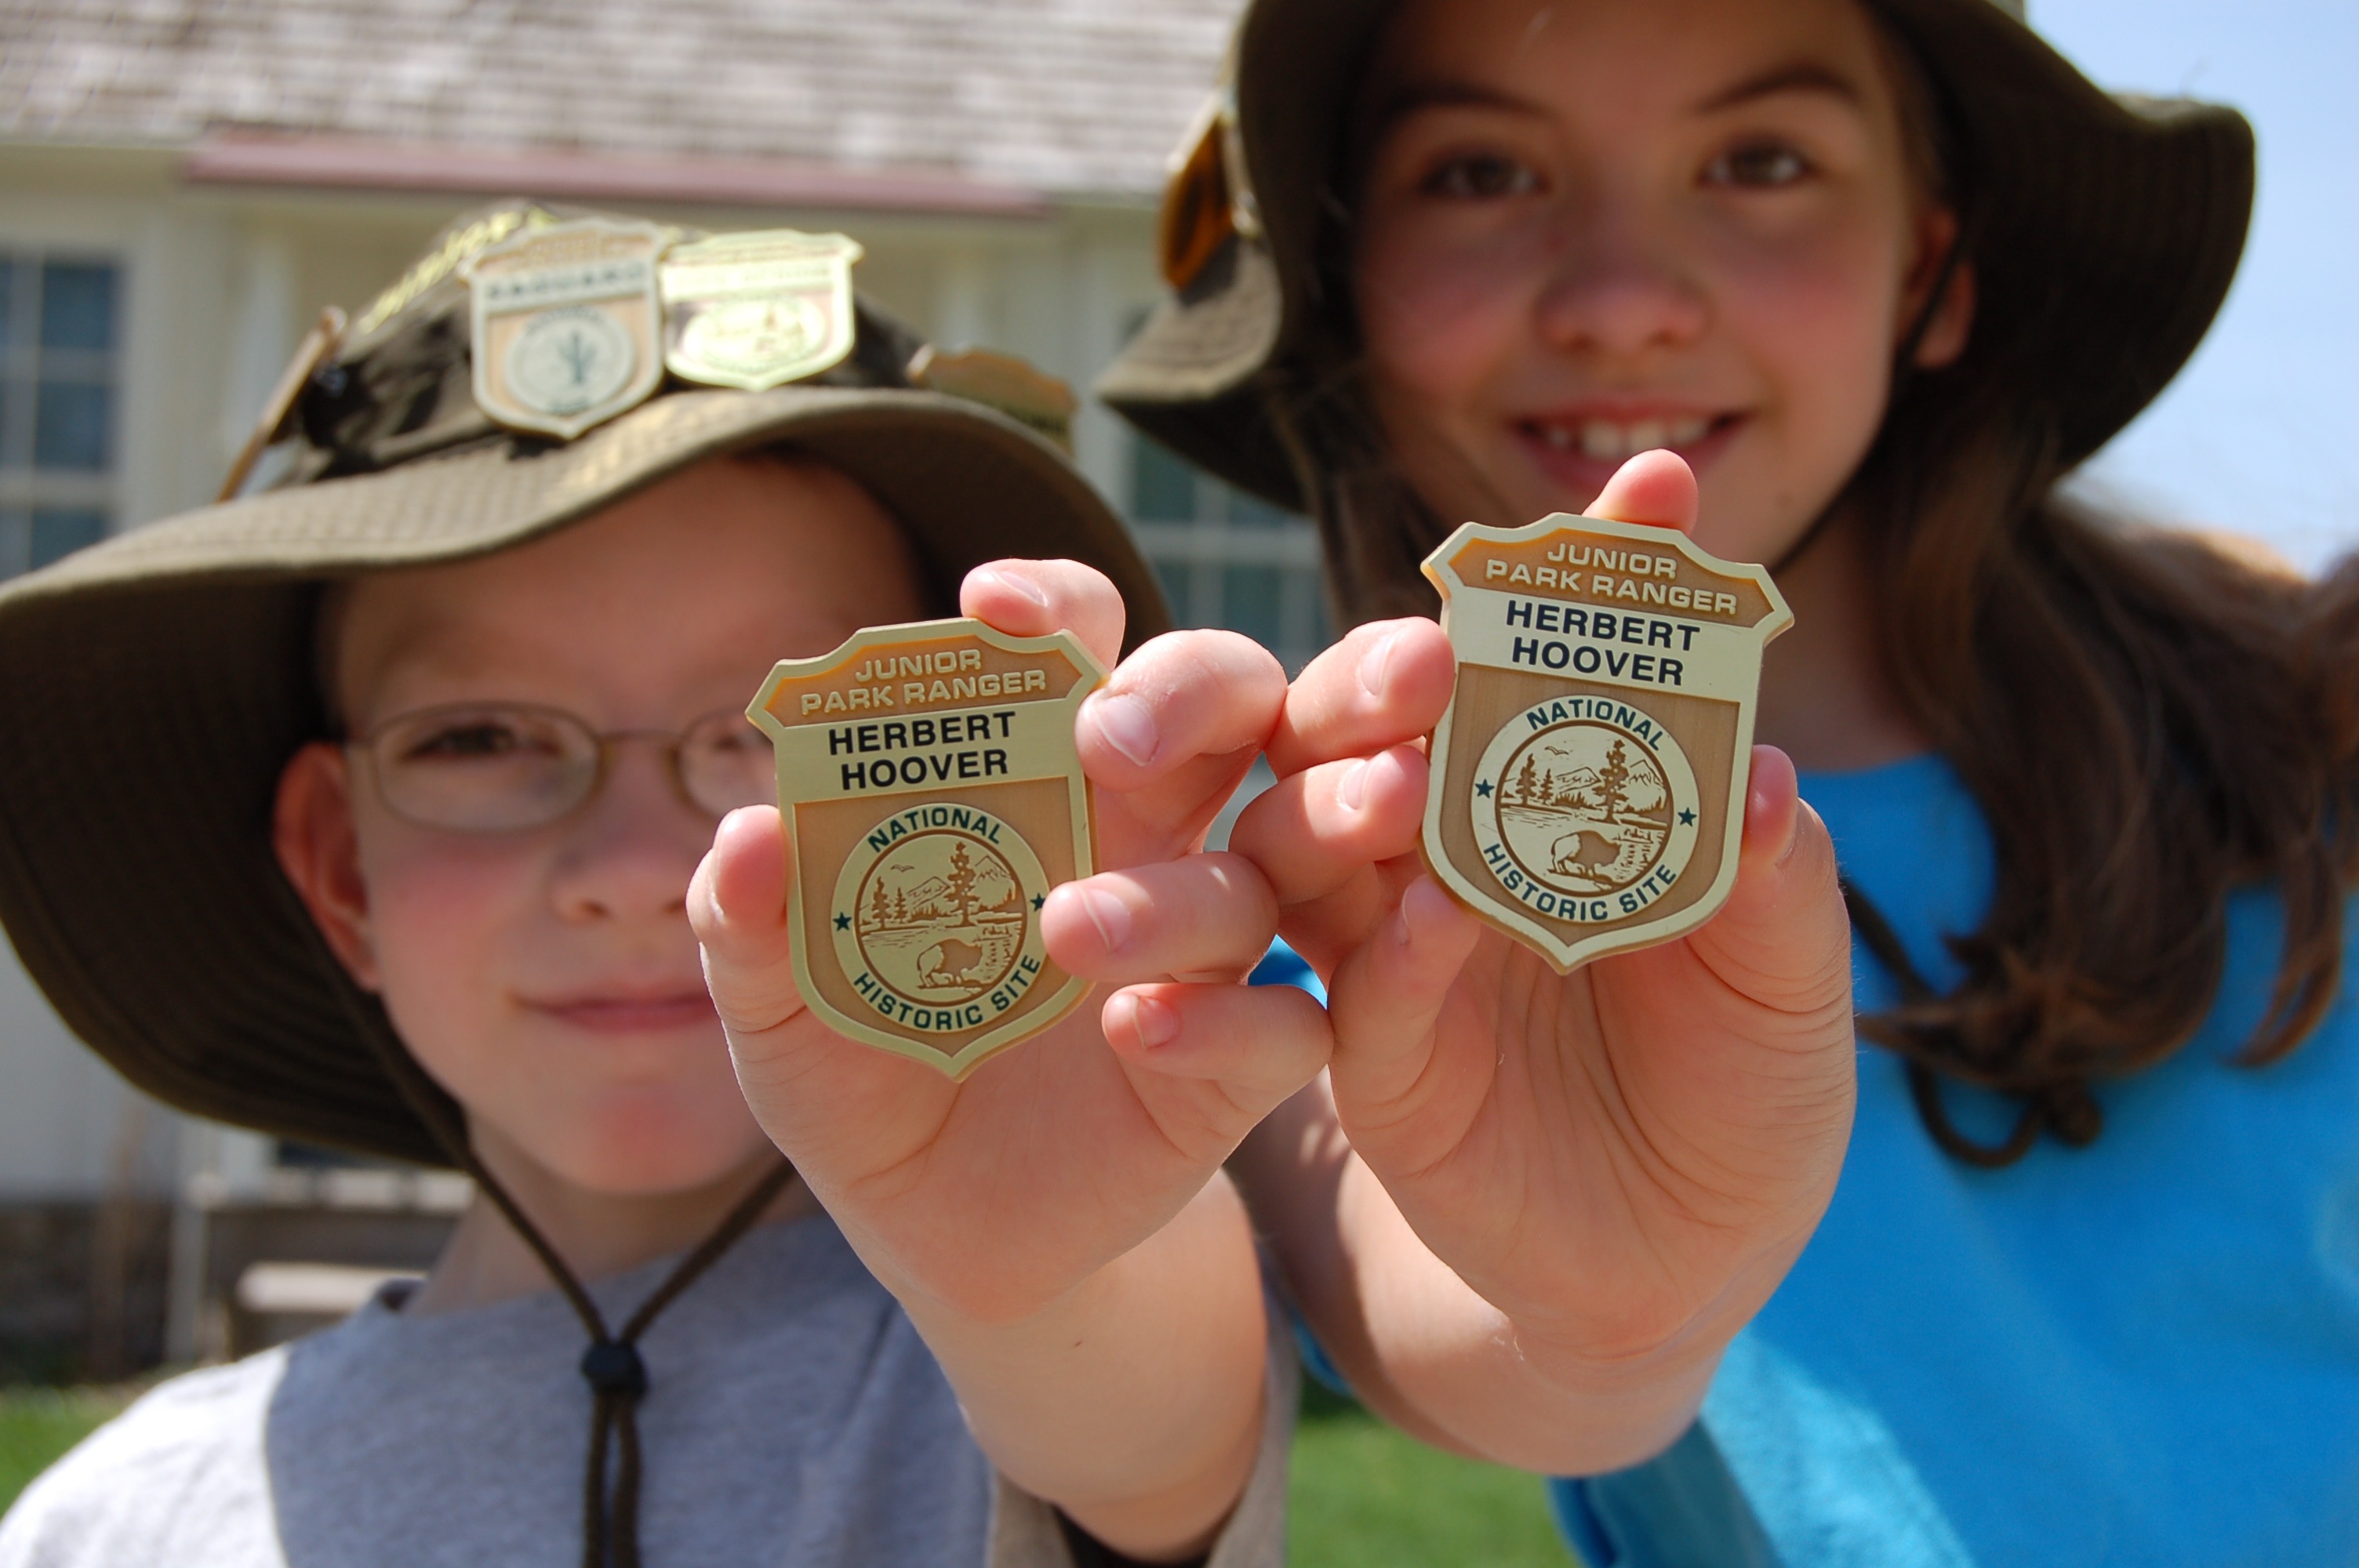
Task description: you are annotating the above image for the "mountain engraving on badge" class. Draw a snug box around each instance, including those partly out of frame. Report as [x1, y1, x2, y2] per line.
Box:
[748, 619, 1103, 1076]
[661, 230, 863, 391]
[460, 219, 667, 440]
[1422, 514, 1792, 971]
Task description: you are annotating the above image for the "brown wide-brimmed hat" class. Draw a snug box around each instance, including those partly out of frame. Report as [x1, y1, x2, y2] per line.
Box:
[1100, 0, 2255, 510]
[0, 201, 1169, 1167]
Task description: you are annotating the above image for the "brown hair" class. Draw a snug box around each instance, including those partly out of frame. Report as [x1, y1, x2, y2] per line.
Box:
[1264, 13, 2359, 1163]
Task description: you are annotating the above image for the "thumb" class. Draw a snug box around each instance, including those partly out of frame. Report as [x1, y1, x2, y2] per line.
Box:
[689, 805, 809, 1037]
[1586, 450, 1700, 535]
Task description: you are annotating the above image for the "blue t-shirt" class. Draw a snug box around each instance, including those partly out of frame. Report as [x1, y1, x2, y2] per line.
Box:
[1556, 754, 2359, 1567]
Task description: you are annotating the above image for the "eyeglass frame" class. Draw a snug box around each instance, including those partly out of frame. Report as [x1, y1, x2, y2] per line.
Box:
[341, 700, 778, 834]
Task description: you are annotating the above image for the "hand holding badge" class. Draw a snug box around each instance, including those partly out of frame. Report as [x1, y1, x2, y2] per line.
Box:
[1421, 513, 1792, 969]
[749, 620, 1103, 1077]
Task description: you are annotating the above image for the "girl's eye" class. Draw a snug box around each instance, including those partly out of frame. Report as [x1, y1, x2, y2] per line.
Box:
[1707, 141, 1812, 189]
[1422, 153, 1541, 201]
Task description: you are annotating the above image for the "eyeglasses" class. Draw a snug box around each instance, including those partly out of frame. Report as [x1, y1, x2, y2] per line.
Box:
[348, 702, 776, 833]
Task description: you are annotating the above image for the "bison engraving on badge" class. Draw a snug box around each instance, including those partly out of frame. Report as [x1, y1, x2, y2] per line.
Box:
[1550, 829, 1623, 880]
[919, 938, 987, 989]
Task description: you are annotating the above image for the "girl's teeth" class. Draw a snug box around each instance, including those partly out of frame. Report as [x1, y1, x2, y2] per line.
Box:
[1552, 417, 1717, 461]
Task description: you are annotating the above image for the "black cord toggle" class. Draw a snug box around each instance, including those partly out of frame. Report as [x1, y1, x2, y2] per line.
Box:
[580, 1340, 649, 1401]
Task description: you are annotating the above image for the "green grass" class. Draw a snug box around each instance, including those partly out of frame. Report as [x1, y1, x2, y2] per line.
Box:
[0, 1388, 127, 1515]
[1291, 1386, 1575, 1566]
[7, 1380, 1576, 1563]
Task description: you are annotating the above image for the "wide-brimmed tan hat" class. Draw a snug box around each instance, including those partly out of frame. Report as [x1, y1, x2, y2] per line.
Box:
[0, 201, 1169, 1166]
[1100, 0, 2255, 510]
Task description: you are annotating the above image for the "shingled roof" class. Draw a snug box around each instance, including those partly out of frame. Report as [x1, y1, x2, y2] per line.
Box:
[0, 0, 1240, 201]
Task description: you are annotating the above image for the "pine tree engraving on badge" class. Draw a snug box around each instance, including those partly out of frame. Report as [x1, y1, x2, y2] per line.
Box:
[1422, 514, 1792, 971]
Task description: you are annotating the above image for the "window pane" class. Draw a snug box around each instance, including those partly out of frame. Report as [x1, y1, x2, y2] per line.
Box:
[39, 263, 118, 352]
[1228, 488, 1296, 528]
[1131, 438, 1199, 521]
[1221, 564, 1285, 650]
[29, 508, 107, 568]
[0, 510, 26, 579]
[1151, 556, 1192, 622]
[0, 262, 14, 349]
[34, 381, 111, 470]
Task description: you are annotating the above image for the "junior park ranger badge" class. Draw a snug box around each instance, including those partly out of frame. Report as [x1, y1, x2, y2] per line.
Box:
[1422, 514, 1792, 971]
[460, 218, 666, 439]
[749, 619, 1104, 1076]
[661, 230, 863, 391]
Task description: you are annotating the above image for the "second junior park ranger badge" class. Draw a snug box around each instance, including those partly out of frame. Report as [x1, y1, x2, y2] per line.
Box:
[1422, 514, 1792, 971]
[750, 619, 1104, 1076]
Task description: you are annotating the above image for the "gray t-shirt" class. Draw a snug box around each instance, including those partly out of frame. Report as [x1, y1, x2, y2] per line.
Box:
[0, 1211, 1292, 1567]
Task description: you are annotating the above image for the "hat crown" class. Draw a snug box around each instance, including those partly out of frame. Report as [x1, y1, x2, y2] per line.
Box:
[230, 200, 1081, 497]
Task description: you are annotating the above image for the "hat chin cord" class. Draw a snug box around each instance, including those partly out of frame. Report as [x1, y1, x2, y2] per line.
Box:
[300, 915, 795, 1568]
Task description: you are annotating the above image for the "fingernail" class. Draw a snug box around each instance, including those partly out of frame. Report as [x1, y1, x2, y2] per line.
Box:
[976, 566, 1049, 607]
[1358, 630, 1398, 697]
[1113, 993, 1180, 1050]
[1338, 758, 1370, 812]
[1077, 885, 1134, 953]
[1089, 693, 1159, 768]
[1395, 877, 1450, 947]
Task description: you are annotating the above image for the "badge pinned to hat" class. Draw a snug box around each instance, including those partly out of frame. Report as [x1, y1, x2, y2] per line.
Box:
[459, 218, 669, 439]
[661, 230, 865, 391]
[1422, 514, 1791, 971]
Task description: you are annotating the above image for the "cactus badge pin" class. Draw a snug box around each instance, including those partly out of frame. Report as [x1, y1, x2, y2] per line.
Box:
[748, 619, 1103, 1076]
[460, 218, 667, 440]
[1421, 514, 1792, 971]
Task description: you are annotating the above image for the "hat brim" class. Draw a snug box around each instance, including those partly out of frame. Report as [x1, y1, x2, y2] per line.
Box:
[1098, 0, 2253, 507]
[0, 387, 1169, 1164]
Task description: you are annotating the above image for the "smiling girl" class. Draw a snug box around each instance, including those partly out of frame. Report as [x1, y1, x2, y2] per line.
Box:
[1106, 0, 2359, 1561]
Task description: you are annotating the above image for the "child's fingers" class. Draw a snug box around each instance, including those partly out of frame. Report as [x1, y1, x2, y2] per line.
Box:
[961, 558, 1128, 671]
[1042, 854, 1278, 985]
[1322, 875, 1484, 1118]
[1265, 619, 1456, 779]
[688, 805, 808, 1036]
[1584, 450, 1701, 534]
[1077, 629, 1285, 792]
[1682, 746, 1854, 1024]
[1101, 981, 1332, 1120]
[1229, 744, 1429, 913]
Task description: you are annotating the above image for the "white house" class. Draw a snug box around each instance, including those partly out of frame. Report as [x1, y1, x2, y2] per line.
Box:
[0, 0, 1326, 1372]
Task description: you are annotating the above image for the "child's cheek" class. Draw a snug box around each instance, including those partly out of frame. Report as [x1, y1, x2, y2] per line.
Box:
[356, 834, 543, 1014]
[1358, 220, 1542, 405]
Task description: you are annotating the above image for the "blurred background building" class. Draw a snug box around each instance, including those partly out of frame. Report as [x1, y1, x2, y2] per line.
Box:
[0, 0, 1332, 1379]
[2, 0, 2349, 1380]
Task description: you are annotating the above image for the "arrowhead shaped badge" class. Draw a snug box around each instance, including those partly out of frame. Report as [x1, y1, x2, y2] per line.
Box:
[748, 619, 1103, 1076]
[1422, 514, 1792, 971]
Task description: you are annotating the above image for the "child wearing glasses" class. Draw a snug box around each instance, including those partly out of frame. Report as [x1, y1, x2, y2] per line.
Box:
[0, 203, 1308, 1567]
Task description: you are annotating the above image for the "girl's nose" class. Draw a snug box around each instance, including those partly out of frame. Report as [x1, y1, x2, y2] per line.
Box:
[1531, 213, 1710, 360]
[547, 749, 711, 923]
